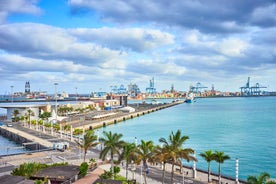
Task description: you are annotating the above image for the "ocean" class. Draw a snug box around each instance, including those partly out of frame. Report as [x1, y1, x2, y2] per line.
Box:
[1, 97, 275, 180]
[101, 97, 276, 180]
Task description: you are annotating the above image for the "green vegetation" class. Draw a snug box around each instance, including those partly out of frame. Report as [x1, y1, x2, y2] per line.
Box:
[119, 142, 137, 180]
[99, 131, 125, 180]
[99, 166, 121, 179]
[159, 130, 197, 184]
[75, 130, 99, 162]
[135, 140, 154, 184]
[247, 172, 276, 184]
[73, 128, 83, 135]
[79, 162, 89, 177]
[200, 150, 215, 183]
[213, 151, 230, 183]
[11, 162, 68, 179]
[26, 109, 34, 127]
[200, 150, 231, 183]
[13, 109, 20, 122]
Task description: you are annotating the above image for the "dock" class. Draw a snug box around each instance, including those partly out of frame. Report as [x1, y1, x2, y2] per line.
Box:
[70, 100, 184, 130]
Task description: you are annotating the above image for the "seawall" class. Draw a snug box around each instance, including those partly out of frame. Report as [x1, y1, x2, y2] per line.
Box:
[0, 126, 51, 152]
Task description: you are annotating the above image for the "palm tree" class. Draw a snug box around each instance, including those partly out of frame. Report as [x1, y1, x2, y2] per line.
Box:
[99, 131, 125, 180]
[63, 124, 71, 138]
[213, 151, 230, 183]
[13, 109, 20, 122]
[200, 150, 215, 183]
[247, 172, 272, 184]
[26, 109, 34, 128]
[119, 142, 137, 180]
[39, 112, 51, 123]
[135, 140, 155, 184]
[159, 130, 197, 184]
[153, 145, 169, 184]
[75, 130, 99, 162]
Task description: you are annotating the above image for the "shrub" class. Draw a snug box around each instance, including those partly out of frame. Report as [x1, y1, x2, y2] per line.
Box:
[79, 162, 89, 177]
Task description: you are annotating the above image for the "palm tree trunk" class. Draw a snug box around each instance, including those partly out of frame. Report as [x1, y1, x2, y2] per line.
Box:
[170, 163, 175, 184]
[208, 163, 210, 183]
[162, 162, 166, 184]
[126, 162, 128, 180]
[218, 163, 221, 184]
[143, 162, 147, 184]
[111, 155, 115, 180]
[83, 150, 86, 162]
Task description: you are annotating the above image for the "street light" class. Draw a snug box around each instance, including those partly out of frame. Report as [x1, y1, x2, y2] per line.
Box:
[54, 83, 58, 120]
[75, 87, 78, 102]
[52, 83, 58, 136]
[10, 85, 14, 103]
[134, 137, 137, 146]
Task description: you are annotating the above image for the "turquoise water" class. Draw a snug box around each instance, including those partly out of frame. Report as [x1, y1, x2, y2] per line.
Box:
[101, 97, 276, 180]
[1, 97, 275, 179]
[0, 134, 27, 155]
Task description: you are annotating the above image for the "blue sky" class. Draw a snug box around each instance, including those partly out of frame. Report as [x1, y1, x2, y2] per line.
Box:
[0, 0, 275, 94]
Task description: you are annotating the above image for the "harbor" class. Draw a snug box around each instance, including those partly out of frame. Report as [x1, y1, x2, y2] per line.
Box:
[0, 98, 252, 184]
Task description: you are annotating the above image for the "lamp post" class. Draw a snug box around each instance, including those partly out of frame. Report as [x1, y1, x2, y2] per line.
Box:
[134, 137, 137, 146]
[75, 87, 78, 102]
[193, 151, 197, 178]
[52, 83, 58, 136]
[10, 85, 14, 103]
[236, 158, 239, 184]
[54, 83, 58, 120]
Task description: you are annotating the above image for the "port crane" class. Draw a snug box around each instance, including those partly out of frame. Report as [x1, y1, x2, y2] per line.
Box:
[110, 85, 127, 94]
[240, 77, 267, 96]
[189, 82, 208, 96]
[146, 77, 156, 94]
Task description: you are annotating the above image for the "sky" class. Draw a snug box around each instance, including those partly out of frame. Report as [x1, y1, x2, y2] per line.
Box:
[0, 0, 275, 94]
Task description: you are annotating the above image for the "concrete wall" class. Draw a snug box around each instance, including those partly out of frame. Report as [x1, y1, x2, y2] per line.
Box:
[0, 128, 47, 151]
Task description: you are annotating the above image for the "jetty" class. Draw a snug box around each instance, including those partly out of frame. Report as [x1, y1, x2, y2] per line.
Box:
[69, 100, 183, 130]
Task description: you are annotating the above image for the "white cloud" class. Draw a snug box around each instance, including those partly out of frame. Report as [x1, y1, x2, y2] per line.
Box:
[218, 38, 248, 57]
[69, 27, 175, 52]
[0, 0, 41, 23]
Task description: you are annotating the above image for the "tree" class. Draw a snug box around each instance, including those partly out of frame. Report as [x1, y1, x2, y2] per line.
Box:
[200, 150, 215, 183]
[63, 124, 71, 138]
[153, 145, 168, 184]
[135, 140, 155, 184]
[99, 131, 125, 180]
[13, 109, 20, 122]
[26, 109, 34, 128]
[75, 130, 99, 162]
[213, 151, 230, 183]
[159, 130, 197, 184]
[247, 172, 273, 184]
[119, 142, 137, 180]
[39, 112, 51, 127]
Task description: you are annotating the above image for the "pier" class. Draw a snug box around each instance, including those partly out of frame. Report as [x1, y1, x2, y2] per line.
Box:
[0, 126, 52, 151]
[68, 100, 183, 130]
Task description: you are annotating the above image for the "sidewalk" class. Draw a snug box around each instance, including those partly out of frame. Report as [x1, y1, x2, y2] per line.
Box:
[73, 167, 105, 184]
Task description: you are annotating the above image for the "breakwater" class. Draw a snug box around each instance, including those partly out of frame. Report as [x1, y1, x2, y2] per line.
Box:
[0, 126, 51, 153]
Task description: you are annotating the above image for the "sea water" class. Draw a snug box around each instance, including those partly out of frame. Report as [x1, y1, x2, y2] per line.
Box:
[0, 136, 27, 155]
[101, 97, 276, 180]
[0, 97, 275, 179]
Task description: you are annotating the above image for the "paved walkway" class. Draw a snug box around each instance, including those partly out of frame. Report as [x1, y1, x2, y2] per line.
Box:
[98, 163, 241, 184]
[73, 167, 105, 184]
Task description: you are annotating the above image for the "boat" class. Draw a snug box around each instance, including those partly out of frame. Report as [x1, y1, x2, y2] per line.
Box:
[185, 93, 195, 103]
